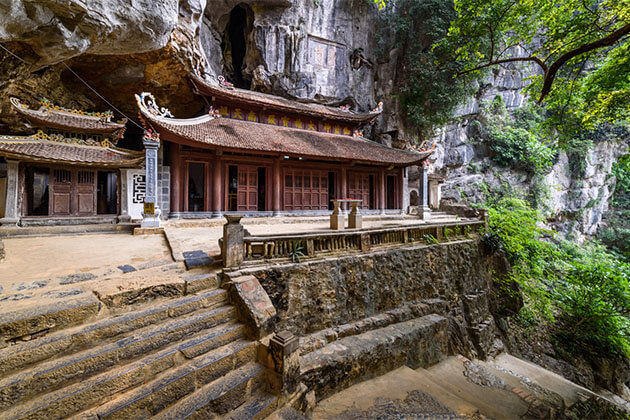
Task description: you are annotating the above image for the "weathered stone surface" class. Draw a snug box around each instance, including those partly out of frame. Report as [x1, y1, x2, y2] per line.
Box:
[301, 315, 449, 401]
[0, 239, 4, 262]
[226, 274, 276, 338]
[0, 294, 100, 346]
[0, 1, 179, 64]
[250, 241, 492, 337]
[223, 215, 245, 267]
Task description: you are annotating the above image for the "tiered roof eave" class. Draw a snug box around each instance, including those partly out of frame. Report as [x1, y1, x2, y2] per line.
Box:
[189, 74, 381, 126]
[137, 93, 431, 167]
[10, 97, 127, 139]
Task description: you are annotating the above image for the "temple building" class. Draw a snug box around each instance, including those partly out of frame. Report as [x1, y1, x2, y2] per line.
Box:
[0, 98, 144, 225]
[137, 74, 432, 218]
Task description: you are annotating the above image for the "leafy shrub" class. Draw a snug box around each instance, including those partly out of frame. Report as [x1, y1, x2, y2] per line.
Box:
[556, 260, 630, 357]
[486, 198, 630, 358]
[481, 97, 556, 175]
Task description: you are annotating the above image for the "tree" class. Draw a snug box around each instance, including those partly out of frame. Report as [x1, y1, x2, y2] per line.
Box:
[444, 0, 630, 131]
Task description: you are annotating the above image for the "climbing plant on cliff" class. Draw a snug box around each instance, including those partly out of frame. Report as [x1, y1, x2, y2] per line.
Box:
[375, 0, 482, 136]
[444, 0, 630, 142]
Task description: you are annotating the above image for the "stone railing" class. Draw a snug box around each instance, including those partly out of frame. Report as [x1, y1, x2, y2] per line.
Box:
[240, 219, 486, 264]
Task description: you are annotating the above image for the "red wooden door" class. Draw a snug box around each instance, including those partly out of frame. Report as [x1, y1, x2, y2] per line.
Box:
[237, 166, 258, 211]
[349, 173, 370, 209]
[51, 168, 72, 215]
[284, 169, 328, 211]
[76, 170, 96, 216]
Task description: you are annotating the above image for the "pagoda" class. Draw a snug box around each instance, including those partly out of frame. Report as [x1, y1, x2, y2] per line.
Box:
[137, 74, 432, 218]
[0, 98, 143, 225]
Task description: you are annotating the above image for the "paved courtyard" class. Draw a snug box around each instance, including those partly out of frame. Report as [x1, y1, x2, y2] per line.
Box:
[0, 214, 460, 317]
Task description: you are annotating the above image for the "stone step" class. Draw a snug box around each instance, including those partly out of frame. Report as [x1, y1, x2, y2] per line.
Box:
[0, 287, 228, 377]
[421, 356, 529, 420]
[151, 362, 267, 419]
[0, 304, 237, 409]
[1, 322, 247, 420]
[76, 338, 257, 420]
[479, 353, 597, 408]
[225, 390, 278, 420]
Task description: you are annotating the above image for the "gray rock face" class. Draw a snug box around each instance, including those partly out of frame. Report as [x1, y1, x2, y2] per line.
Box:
[0, 0, 179, 64]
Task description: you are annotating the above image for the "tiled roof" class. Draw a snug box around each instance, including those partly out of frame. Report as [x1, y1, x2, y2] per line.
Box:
[0, 136, 143, 167]
[190, 74, 381, 125]
[10, 97, 127, 138]
[140, 111, 431, 166]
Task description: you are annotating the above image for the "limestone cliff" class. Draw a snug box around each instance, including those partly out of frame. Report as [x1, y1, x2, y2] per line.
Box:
[0, 0, 627, 238]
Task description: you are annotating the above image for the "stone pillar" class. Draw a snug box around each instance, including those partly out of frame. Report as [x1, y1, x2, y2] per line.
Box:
[141, 134, 161, 228]
[0, 160, 20, 225]
[340, 167, 348, 214]
[222, 214, 244, 267]
[118, 168, 131, 223]
[273, 158, 281, 216]
[170, 143, 183, 214]
[212, 155, 223, 217]
[417, 164, 431, 220]
[330, 200, 344, 230]
[428, 178, 442, 210]
[402, 167, 409, 214]
[268, 330, 300, 395]
[379, 168, 386, 215]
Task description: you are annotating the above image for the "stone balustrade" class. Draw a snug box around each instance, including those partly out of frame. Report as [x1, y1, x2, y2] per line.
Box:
[238, 219, 486, 265]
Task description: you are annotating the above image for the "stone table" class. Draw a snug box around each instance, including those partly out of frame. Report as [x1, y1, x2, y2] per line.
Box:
[330, 199, 362, 230]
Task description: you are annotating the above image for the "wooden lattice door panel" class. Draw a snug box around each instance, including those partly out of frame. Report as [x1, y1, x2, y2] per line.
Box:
[237, 166, 258, 212]
[76, 170, 96, 216]
[283, 169, 328, 211]
[348, 173, 370, 209]
[51, 169, 72, 215]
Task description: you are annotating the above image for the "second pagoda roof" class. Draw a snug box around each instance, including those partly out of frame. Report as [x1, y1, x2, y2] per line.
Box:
[10, 97, 127, 138]
[190, 74, 381, 125]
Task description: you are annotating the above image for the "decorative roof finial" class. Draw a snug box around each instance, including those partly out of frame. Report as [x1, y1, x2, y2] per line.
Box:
[135, 92, 173, 118]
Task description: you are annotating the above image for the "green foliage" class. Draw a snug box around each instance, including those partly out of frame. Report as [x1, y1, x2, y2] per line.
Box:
[443, 0, 630, 136]
[556, 257, 630, 357]
[375, 0, 481, 136]
[289, 242, 305, 263]
[487, 198, 630, 358]
[424, 234, 439, 244]
[478, 97, 556, 176]
[598, 153, 630, 260]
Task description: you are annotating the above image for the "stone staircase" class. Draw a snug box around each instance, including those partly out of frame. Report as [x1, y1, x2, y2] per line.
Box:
[0, 270, 277, 420]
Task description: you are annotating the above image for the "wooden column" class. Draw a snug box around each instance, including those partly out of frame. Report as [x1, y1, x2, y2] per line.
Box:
[340, 166, 348, 213]
[170, 143, 183, 214]
[212, 154, 223, 217]
[273, 158, 281, 216]
[379, 168, 386, 215]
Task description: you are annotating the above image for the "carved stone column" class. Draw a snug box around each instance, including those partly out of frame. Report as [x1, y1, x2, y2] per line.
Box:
[417, 164, 431, 220]
[141, 133, 161, 228]
[222, 214, 244, 267]
[0, 160, 20, 225]
[117, 168, 131, 223]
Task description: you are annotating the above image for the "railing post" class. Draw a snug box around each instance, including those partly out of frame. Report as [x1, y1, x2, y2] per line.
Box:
[306, 239, 314, 256]
[222, 214, 244, 267]
[360, 233, 371, 252]
[268, 330, 300, 395]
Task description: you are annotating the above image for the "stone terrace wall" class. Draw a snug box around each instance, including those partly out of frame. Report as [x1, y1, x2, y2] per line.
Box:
[249, 240, 494, 342]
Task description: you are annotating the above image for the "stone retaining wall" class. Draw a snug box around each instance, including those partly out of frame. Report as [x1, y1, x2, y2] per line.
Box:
[248, 240, 493, 339]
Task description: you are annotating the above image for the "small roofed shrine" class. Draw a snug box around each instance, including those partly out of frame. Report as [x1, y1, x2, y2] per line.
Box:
[0, 98, 143, 225]
[137, 77, 432, 218]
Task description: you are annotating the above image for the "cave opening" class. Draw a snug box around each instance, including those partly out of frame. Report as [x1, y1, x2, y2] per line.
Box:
[222, 4, 252, 89]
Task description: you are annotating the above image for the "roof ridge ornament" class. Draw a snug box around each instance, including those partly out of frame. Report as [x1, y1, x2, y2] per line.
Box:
[217, 75, 234, 89]
[135, 92, 173, 119]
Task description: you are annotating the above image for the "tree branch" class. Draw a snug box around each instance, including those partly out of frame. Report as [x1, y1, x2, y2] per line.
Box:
[538, 23, 630, 102]
[457, 55, 548, 77]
